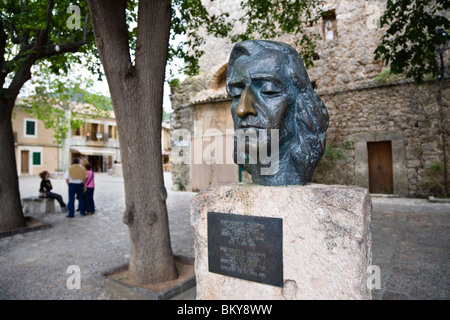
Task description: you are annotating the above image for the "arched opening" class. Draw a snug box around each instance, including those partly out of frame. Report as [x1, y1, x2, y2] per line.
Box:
[209, 64, 228, 91]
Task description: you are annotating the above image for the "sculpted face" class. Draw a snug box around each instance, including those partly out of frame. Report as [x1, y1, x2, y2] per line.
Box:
[226, 40, 329, 186]
[228, 49, 296, 149]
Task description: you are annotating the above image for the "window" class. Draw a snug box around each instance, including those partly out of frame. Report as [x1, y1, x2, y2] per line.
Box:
[322, 10, 337, 41]
[24, 119, 37, 137]
[108, 125, 118, 140]
[73, 124, 85, 137]
[87, 123, 105, 141]
[91, 123, 98, 140]
[73, 126, 81, 136]
[32, 151, 42, 166]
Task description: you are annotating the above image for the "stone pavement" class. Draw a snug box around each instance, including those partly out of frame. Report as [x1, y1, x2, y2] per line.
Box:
[0, 173, 448, 300]
[0, 172, 196, 300]
[370, 196, 450, 300]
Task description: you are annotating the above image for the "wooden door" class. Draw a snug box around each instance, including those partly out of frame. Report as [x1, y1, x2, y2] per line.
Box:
[367, 141, 393, 194]
[21, 150, 29, 174]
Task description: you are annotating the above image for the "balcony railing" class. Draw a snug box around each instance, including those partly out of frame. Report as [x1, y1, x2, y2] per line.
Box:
[86, 132, 107, 142]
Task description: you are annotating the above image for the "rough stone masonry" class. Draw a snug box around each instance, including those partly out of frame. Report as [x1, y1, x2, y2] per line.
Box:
[191, 183, 372, 300]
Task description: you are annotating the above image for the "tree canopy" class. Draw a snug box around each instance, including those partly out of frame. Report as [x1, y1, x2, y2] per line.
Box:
[374, 0, 450, 82]
[169, 0, 323, 75]
[18, 70, 112, 145]
[0, 0, 98, 100]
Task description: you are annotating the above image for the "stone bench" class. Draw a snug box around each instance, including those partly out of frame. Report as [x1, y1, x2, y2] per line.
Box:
[22, 197, 55, 214]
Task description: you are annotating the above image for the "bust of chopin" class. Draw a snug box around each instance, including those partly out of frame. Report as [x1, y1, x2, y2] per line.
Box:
[226, 40, 329, 186]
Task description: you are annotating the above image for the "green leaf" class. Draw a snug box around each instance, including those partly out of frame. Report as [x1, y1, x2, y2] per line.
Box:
[375, 0, 450, 83]
[169, 0, 322, 75]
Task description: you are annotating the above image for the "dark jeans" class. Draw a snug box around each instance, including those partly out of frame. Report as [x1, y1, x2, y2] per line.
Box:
[46, 191, 66, 208]
[85, 187, 95, 213]
[68, 183, 84, 217]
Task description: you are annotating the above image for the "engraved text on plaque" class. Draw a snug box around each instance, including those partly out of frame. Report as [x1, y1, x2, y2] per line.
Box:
[207, 212, 283, 287]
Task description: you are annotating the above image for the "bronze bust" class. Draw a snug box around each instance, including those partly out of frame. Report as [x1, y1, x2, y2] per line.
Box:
[226, 40, 329, 186]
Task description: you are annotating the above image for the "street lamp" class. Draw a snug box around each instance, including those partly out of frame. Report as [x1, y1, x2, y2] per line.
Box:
[435, 28, 449, 197]
[436, 28, 450, 79]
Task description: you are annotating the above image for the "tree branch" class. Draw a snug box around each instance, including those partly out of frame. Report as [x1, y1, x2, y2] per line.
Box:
[7, 19, 20, 45]
[5, 53, 36, 102]
[83, 11, 90, 42]
[6, 37, 86, 101]
[37, 0, 55, 46]
[87, 0, 131, 76]
[0, 20, 8, 88]
[36, 40, 87, 60]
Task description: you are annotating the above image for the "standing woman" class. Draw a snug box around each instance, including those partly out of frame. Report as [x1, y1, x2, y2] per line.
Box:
[84, 163, 96, 215]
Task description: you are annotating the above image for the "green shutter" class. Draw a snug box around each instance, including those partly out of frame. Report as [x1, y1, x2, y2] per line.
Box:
[32, 152, 41, 165]
[26, 121, 35, 135]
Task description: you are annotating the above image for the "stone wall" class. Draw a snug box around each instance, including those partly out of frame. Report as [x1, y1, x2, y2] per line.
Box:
[171, 0, 388, 108]
[313, 80, 450, 197]
[171, 77, 449, 197]
[170, 0, 450, 197]
[191, 0, 387, 95]
[170, 80, 195, 191]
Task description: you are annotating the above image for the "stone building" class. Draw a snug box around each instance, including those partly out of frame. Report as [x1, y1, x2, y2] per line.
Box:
[13, 106, 61, 176]
[170, 0, 449, 197]
[162, 120, 172, 171]
[13, 102, 121, 176]
[66, 103, 121, 173]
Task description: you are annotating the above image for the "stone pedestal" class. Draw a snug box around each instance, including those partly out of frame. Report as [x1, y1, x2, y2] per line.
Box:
[190, 183, 372, 300]
[22, 197, 55, 214]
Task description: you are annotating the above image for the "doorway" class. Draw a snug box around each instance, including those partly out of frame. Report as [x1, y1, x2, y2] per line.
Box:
[88, 155, 103, 172]
[367, 141, 393, 194]
[21, 150, 29, 174]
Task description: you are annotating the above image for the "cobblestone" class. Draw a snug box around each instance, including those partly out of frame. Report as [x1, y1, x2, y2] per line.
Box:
[0, 173, 195, 300]
[0, 175, 449, 300]
[371, 197, 450, 300]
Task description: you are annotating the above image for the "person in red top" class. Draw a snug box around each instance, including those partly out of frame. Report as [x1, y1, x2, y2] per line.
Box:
[83, 163, 96, 215]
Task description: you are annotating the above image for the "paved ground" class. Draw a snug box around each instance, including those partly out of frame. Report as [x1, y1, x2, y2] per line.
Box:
[371, 197, 450, 300]
[0, 173, 448, 300]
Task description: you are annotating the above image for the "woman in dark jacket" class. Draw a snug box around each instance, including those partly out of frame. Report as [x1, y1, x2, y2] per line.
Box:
[39, 171, 68, 212]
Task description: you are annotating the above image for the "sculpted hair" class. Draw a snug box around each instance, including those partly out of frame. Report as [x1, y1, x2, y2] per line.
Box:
[227, 40, 329, 182]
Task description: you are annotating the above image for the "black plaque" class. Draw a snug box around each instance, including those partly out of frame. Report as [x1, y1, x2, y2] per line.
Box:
[207, 212, 283, 287]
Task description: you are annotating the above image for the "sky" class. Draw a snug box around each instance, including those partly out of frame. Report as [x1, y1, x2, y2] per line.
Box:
[19, 58, 177, 114]
[17, 7, 186, 115]
[85, 65, 176, 114]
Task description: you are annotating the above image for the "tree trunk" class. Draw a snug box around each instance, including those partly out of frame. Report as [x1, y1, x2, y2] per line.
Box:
[437, 78, 448, 197]
[87, 0, 178, 284]
[0, 97, 26, 232]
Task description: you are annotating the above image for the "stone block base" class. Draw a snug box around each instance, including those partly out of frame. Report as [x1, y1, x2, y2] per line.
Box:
[190, 183, 372, 300]
[22, 197, 55, 214]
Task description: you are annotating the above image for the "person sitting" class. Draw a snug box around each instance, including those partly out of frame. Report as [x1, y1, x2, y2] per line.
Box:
[39, 171, 68, 212]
